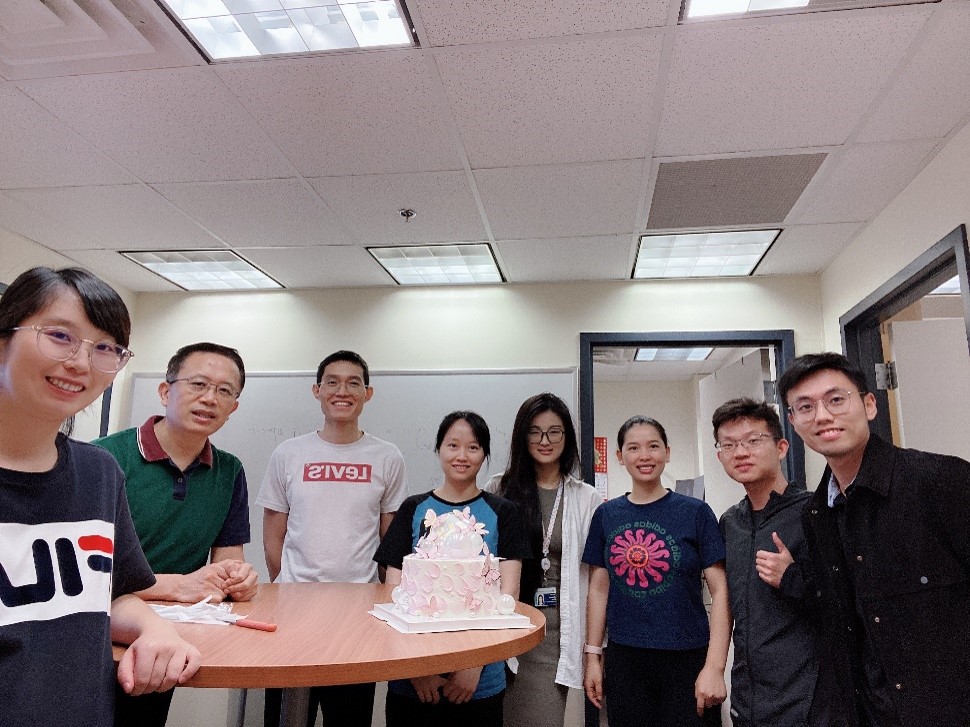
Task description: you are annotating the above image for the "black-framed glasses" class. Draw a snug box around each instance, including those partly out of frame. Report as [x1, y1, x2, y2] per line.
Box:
[716, 432, 775, 454]
[168, 377, 239, 401]
[528, 427, 565, 445]
[788, 389, 860, 423]
[10, 325, 133, 373]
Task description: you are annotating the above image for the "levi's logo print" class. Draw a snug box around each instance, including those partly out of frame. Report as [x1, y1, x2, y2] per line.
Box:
[0, 520, 114, 626]
[608, 521, 681, 597]
[303, 462, 373, 483]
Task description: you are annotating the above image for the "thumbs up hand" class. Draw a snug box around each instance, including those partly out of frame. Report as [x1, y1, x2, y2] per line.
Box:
[755, 531, 794, 588]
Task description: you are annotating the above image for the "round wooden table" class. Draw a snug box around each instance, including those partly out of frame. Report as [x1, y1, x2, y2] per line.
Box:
[115, 582, 545, 724]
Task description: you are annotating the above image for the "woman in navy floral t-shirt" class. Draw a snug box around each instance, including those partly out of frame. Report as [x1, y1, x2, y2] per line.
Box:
[582, 416, 729, 727]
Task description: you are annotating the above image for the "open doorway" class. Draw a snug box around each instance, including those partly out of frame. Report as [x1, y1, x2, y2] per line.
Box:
[578, 330, 803, 519]
[841, 225, 970, 459]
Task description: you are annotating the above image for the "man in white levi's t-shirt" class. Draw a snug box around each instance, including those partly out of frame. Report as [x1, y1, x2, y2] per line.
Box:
[257, 349, 407, 727]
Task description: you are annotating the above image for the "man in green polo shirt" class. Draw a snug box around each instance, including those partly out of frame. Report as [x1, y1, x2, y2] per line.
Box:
[97, 341, 258, 727]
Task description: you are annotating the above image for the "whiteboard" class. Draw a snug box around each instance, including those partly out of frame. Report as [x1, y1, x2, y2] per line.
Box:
[125, 369, 576, 581]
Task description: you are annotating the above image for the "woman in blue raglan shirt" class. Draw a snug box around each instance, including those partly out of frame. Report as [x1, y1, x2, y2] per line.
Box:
[375, 410, 530, 727]
[582, 416, 730, 727]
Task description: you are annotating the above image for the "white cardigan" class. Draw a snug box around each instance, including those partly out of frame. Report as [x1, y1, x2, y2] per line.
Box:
[485, 472, 605, 689]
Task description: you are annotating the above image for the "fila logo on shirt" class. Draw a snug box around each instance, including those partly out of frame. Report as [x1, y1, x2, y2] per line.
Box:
[0, 520, 114, 626]
[303, 461, 373, 483]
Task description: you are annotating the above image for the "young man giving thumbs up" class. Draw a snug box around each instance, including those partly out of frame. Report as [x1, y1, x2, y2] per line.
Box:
[713, 398, 821, 727]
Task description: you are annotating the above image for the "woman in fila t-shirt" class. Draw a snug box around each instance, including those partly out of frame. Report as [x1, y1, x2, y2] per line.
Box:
[0, 266, 200, 725]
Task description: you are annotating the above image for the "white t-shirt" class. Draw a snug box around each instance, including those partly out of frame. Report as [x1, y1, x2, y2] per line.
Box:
[257, 431, 407, 584]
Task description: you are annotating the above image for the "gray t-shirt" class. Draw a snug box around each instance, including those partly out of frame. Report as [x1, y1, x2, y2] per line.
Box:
[257, 431, 407, 583]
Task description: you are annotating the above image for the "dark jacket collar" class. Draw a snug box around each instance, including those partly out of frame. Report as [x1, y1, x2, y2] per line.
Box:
[813, 434, 895, 505]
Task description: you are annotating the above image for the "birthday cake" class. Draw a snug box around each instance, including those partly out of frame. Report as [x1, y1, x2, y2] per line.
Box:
[391, 508, 517, 619]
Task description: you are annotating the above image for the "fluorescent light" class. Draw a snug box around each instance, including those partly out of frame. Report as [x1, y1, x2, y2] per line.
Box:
[930, 276, 961, 295]
[158, 0, 415, 60]
[633, 230, 779, 280]
[368, 244, 504, 286]
[636, 347, 714, 362]
[684, 0, 809, 18]
[123, 250, 282, 291]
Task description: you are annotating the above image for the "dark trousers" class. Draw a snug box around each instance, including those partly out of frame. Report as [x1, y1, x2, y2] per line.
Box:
[385, 689, 504, 727]
[264, 683, 376, 727]
[114, 684, 176, 727]
[604, 643, 721, 727]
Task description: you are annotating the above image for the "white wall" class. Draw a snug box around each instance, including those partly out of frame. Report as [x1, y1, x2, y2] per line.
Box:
[820, 122, 970, 349]
[696, 352, 769, 519]
[594, 380, 698, 498]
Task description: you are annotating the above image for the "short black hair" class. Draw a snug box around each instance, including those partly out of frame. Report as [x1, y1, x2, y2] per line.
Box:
[711, 397, 784, 442]
[435, 410, 491, 460]
[0, 267, 130, 346]
[166, 342, 246, 392]
[777, 352, 868, 406]
[617, 416, 668, 450]
[316, 350, 369, 386]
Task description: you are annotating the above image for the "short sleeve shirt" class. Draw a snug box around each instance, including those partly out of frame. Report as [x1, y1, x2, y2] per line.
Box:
[375, 490, 530, 700]
[0, 435, 155, 726]
[582, 491, 725, 650]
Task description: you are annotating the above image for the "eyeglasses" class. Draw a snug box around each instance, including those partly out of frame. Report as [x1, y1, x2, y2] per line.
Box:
[716, 433, 775, 454]
[528, 427, 565, 445]
[788, 389, 860, 423]
[168, 377, 239, 401]
[10, 325, 133, 373]
[318, 378, 367, 394]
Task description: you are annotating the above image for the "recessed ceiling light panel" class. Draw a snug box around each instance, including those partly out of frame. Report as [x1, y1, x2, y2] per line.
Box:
[633, 230, 779, 280]
[159, 0, 416, 60]
[635, 347, 714, 362]
[368, 244, 504, 286]
[682, 0, 936, 21]
[123, 250, 282, 290]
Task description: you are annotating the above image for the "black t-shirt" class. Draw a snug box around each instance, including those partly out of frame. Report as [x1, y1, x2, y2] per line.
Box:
[0, 434, 155, 726]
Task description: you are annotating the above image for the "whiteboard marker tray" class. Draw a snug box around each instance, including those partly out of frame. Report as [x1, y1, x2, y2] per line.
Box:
[370, 603, 532, 633]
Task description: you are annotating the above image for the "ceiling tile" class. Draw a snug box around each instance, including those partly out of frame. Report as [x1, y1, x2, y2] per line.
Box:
[495, 236, 635, 282]
[215, 51, 463, 177]
[647, 153, 826, 229]
[19, 67, 295, 182]
[155, 179, 354, 247]
[658, 9, 932, 156]
[855, 3, 970, 142]
[65, 249, 182, 293]
[788, 140, 938, 223]
[0, 190, 95, 250]
[475, 160, 644, 239]
[413, 0, 670, 47]
[310, 171, 486, 244]
[238, 246, 396, 289]
[755, 223, 861, 275]
[435, 33, 664, 168]
[0, 84, 133, 189]
[2, 185, 224, 250]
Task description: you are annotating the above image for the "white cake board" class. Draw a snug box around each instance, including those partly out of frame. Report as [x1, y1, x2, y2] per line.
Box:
[370, 603, 533, 634]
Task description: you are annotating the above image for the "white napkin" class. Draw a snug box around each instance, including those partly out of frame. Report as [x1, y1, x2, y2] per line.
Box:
[150, 596, 247, 626]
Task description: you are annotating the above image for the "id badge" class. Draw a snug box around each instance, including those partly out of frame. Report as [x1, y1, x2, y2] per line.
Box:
[534, 586, 558, 608]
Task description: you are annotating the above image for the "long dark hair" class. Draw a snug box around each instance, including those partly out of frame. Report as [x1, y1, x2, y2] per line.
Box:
[497, 393, 580, 597]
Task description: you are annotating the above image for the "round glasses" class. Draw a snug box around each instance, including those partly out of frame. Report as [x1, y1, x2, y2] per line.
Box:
[11, 325, 133, 373]
[528, 427, 565, 445]
[716, 432, 775, 454]
[788, 389, 860, 423]
[168, 377, 239, 401]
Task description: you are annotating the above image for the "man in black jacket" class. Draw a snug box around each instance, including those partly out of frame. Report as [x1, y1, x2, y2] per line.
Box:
[713, 398, 819, 727]
[778, 352, 970, 727]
